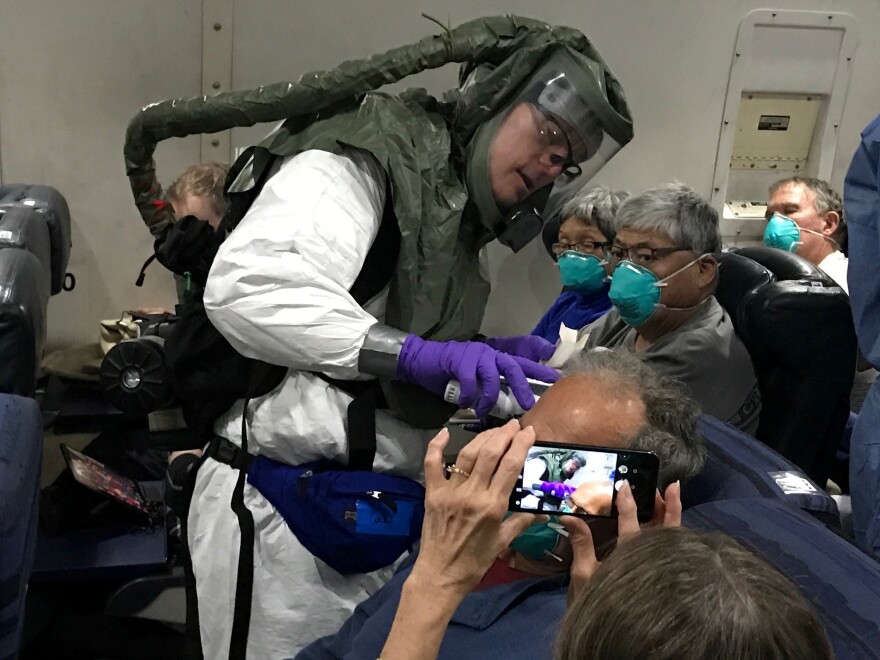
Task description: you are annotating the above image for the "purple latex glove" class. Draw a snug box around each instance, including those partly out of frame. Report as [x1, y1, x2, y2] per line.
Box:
[397, 336, 560, 417]
[484, 335, 556, 363]
[537, 481, 576, 499]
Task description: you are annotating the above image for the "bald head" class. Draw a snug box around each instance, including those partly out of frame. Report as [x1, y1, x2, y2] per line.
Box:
[521, 374, 646, 449]
[523, 349, 706, 488]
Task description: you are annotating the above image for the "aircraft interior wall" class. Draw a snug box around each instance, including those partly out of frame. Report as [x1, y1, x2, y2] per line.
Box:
[0, 0, 877, 347]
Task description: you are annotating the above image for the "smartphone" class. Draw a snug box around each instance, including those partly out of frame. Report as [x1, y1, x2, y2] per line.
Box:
[508, 441, 659, 522]
[61, 444, 158, 519]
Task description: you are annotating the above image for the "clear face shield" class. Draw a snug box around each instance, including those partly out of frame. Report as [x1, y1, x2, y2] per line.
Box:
[490, 51, 632, 251]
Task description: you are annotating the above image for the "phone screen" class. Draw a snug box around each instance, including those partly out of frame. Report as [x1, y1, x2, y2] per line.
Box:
[508, 441, 659, 522]
[62, 444, 152, 516]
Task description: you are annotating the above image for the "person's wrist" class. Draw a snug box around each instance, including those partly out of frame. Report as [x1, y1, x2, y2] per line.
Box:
[405, 564, 471, 610]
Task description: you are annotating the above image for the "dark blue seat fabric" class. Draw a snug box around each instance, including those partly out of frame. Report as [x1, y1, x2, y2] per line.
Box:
[684, 499, 880, 660]
[0, 394, 42, 660]
[683, 415, 839, 528]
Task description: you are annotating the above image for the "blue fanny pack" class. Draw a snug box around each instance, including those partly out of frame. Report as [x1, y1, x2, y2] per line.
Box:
[246, 454, 425, 575]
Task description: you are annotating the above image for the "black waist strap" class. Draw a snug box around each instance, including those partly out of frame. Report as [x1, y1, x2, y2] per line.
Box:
[206, 436, 253, 472]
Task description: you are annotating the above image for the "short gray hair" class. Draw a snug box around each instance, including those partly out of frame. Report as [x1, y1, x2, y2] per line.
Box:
[561, 349, 706, 487]
[556, 528, 834, 660]
[560, 186, 630, 241]
[769, 177, 847, 245]
[614, 183, 721, 254]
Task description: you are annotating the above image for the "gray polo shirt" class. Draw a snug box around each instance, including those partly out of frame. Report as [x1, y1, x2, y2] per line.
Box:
[582, 297, 761, 434]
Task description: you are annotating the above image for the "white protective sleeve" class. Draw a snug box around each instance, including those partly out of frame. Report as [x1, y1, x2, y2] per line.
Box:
[204, 148, 387, 381]
[522, 457, 546, 486]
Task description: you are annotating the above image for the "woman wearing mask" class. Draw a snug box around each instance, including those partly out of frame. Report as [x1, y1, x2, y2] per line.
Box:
[532, 187, 629, 343]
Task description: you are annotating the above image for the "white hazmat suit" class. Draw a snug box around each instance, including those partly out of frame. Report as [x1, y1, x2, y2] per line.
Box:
[189, 147, 434, 658]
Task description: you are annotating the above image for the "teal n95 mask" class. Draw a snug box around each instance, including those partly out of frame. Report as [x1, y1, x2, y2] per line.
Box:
[557, 251, 607, 294]
[509, 517, 562, 561]
[763, 213, 802, 252]
[763, 213, 835, 253]
[608, 255, 708, 327]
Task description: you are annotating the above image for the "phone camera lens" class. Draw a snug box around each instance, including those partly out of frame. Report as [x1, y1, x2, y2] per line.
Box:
[620, 453, 628, 459]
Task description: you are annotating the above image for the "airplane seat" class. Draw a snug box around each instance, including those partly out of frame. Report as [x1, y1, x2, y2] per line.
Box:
[684, 499, 880, 658]
[718, 248, 856, 486]
[715, 251, 775, 337]
[0, 184, 71, 396]
[682, 414, 840, 529]
[0, 394, 43, 660]
[0, 248, 49, 396]
[0, 184, 71, 296]
[735, 245, 832, 283]
[541, 214, 562, 259]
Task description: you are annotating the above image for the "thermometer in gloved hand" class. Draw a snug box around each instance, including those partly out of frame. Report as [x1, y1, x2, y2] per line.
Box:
[443, 377, 552, 419]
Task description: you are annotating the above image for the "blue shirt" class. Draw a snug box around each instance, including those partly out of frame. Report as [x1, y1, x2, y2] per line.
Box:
[531, 285, 612, 344]
[296, 556, 567, 660]
[845, 113, 880, 558]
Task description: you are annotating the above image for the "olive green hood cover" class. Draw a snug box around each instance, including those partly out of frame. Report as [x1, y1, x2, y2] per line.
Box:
[124, 16, 632, 340]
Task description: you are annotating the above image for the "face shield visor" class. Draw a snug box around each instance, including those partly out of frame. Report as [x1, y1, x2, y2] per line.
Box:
[472, 49, 633, 252]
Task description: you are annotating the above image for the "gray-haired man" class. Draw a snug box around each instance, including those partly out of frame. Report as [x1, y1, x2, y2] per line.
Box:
[581, 183, 761, 434]
[764, 176, 874, 412]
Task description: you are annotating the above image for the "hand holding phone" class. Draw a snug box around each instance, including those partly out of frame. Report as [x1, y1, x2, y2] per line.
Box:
[561, 481, 682, 604]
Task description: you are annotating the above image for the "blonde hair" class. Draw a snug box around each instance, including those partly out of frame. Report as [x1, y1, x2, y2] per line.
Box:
[167, 162, 230, 218]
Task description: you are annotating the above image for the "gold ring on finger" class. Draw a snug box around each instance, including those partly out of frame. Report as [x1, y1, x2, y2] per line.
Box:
[445, 464, 471, 479]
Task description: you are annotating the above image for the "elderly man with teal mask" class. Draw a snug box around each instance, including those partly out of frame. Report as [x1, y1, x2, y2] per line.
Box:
[764, 177, 876, 413]
[298, 349, 705, 660]
[532, 186, 629, 343]
[581, 184, 761, 434]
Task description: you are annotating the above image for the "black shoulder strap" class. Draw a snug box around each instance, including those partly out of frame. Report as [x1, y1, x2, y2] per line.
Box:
[349, 178, 401, 306]
[227, 362, 274, 659]
[225, 180, 399, 658]
[331, 179, 400, 471]
[217, 146, 279, 240]
[228, 400, 254, 660]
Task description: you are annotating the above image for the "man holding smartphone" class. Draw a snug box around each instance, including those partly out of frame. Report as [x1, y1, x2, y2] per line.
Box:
[298, 350, 706, 659]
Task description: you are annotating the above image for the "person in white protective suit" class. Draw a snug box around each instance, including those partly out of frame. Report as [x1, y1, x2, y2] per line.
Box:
[182, 18, 633, 658]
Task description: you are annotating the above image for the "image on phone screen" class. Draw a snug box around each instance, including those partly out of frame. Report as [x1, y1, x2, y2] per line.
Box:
[508, 441, 659, 522]
[61, 444, 152, 516]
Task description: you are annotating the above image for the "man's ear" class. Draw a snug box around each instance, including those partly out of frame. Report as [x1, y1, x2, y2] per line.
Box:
[822, 211, 840, 237]
[697, 255, 717, 288]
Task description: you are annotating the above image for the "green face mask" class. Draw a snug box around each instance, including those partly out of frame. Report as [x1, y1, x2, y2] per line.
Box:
[558, 251, 607, 294]
[763, 213, 801, 252]
[509, 518, 561, 560]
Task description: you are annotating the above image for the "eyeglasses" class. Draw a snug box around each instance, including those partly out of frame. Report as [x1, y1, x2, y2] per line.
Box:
[608, 244, 693, 267]
[551, 240, 610, 257]
[529, 105, 583, 179]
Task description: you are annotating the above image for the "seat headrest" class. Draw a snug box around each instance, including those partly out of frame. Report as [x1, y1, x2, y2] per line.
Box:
[734, 246, 834, 284]
[743, 281, 855, 380]
[541, 214, 561, 260]
[716, 252, 774, 336]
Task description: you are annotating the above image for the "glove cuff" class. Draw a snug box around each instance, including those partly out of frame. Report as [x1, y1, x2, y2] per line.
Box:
[358, 324, 411, 378]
